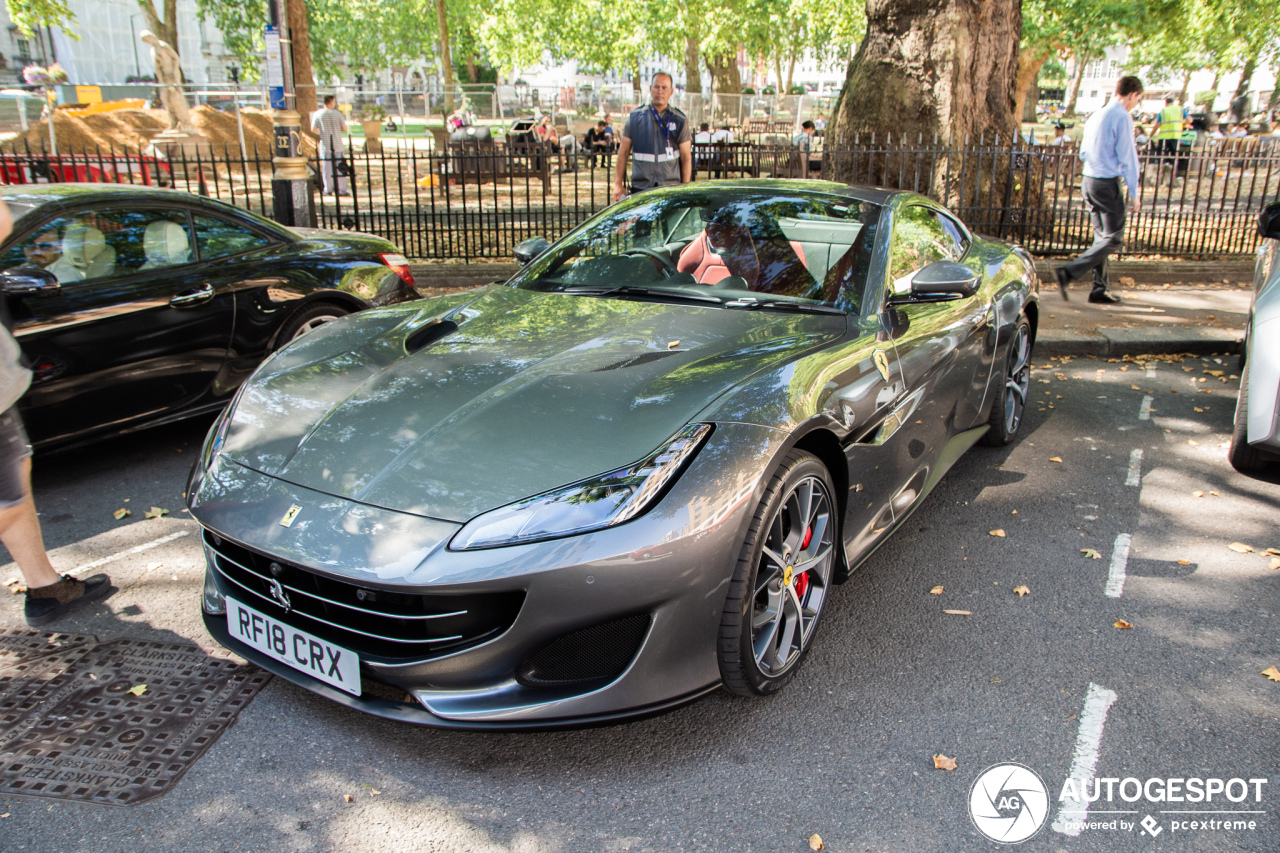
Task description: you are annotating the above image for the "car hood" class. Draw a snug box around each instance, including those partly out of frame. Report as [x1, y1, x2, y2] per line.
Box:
[220, 286, 843, 521]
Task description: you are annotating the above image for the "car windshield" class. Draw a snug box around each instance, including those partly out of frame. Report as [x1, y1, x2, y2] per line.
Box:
[509, 188, 883, 314]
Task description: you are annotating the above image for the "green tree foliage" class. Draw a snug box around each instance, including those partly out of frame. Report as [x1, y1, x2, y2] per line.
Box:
[5, 0, 76, 37]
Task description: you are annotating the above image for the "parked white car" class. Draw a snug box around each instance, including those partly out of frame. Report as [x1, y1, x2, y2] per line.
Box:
[1231, 204, 1280, 472]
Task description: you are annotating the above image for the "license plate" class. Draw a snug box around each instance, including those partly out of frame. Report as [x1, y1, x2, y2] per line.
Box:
[226, 596, 361, 696]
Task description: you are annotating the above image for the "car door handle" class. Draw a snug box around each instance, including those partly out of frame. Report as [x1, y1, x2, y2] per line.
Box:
[170, 284, 214, 307]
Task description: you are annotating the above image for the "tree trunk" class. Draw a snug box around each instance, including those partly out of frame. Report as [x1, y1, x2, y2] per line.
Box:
[632, 58, 642, 101]
[774, 51, 784, 93]
[286, 0, 316, 119]
[1268, 85, 1280, 112]
[827, 0, 1020, 149]
[1063, 55, 1087, 117]
[785, 50, 797, 93]
[1230, 54, 1257, 122]
[1178, 70, 1191, 105]
[704, 52, 741, 95]
[1013, 48, 1049, 127]
[434, 0, 454, 114]
[466, 53, 479, 84]
[684, 36, 702, 94]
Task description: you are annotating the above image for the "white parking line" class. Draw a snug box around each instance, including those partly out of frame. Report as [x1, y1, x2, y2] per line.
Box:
[1052, 683, 1120, 836]
[68, 530, 192, 577]
[1105, 533, 1131, 598]
[1138, 395, 1154, 421]
[1125, 449, 1143, 486]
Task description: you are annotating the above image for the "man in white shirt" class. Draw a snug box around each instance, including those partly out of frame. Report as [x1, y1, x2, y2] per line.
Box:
[710, 123, 735, 144]
[311, 95, 349, 196]
[694, 122, 712, 144]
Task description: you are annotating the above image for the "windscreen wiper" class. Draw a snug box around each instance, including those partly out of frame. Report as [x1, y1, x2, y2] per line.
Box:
[723, 296, 845, 315]
[561, 285, 725, 306]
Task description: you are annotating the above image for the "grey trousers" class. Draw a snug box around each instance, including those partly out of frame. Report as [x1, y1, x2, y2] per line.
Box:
[1064, 176, 1126, 295]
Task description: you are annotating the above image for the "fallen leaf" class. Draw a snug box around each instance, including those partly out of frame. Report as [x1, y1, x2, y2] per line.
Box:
[343, 794, 353, 803]
[1204, 370, 1225, 377]
[1270, 557, 1280, 571]
[10, 585, 25, 595]
[1263, 666, 1280, 683]
[1130, 384, 1142, 390]
[1192, 490, 1205, 497]
[1049, 456, 1063, 463]
[1013, 585, 1030, 597]
[127, 684, 147, 696]
[933, 754, 958, 771]
[943, 609, 972, 616]
[1228, 542, 1254, 554]
[1264, 548, 1280, 557]
[989, 529, 1007, 538]
[809, 834, 825, 851]
[1114, 619, 1134, 630]
[3, 577, 17, 586]
[668, 340, 680, 350]
[1194, 407, 1204, 412]
[1064, 714, 1078, 722]
[1177, 559, 1191, 565]
[1011, 509, 1017, 514]
[1209, 490, 1220, 496]
[362, 783, 382, 795]
[1081, 548, 1101, 559]
[113, 508, 131, 520]
[930, 585, 944, 595]
[144, 506, 169, 519]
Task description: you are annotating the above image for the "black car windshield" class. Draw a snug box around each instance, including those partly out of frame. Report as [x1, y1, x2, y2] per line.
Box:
[509, 188, 884, 314]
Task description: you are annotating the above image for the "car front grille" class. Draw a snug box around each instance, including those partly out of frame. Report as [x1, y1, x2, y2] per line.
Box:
[516, 614, 651, 687]
[205, 530, 524, 663]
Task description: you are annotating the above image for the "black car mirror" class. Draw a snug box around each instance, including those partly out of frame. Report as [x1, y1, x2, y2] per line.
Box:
[1257, 201, 1280, 240]
[0, 266, 61, 296]
[514, 236, 550, 265]
[902, 260, 980, 301]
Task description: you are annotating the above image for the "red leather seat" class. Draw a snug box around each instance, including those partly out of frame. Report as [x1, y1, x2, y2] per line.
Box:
[677, 227, 805, 289]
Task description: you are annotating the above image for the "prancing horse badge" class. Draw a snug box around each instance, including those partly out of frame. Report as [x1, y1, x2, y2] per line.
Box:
[873, 349, 891, 382]
[280, 505, 302, 527]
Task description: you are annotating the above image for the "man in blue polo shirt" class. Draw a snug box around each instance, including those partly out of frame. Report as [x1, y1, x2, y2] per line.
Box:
[1054, 75, 1143, 304]
[613, 72, 692, 201]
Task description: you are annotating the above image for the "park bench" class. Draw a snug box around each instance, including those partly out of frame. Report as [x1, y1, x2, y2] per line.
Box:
[441, 135, 551, 194]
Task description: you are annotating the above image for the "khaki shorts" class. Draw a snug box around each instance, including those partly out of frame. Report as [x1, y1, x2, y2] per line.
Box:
[0, 407, 32, 508]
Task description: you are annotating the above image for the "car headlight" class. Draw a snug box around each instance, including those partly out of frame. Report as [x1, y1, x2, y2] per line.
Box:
[450, 423, 713, 550]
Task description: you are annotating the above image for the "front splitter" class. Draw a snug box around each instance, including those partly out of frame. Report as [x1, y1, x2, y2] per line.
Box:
[202, 609, 721, 731]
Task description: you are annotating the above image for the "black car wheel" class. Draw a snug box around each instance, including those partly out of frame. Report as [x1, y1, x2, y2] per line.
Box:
[1228, 359, 1270, 473]
[718, 449, 837, 696]
[981, 317, 1032, 447]
[278, 303, 350, 346]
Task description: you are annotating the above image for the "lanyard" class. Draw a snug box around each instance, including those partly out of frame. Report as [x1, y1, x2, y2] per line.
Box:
[650, 105, 673, 149]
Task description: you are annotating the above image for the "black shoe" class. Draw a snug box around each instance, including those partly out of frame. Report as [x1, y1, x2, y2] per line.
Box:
[1088, 292, 1122, 304]
[24, 573, 114, 627]
[1054, 267, 1070, 301]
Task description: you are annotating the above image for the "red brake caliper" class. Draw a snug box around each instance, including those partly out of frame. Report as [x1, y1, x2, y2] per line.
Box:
[795, 526, 813, 597]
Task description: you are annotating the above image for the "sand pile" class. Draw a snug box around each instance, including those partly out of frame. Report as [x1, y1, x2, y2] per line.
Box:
[2, 105, 316, 159]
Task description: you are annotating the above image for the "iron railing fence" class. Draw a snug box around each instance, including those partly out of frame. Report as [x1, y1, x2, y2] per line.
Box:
[2, 133, 1277, 261]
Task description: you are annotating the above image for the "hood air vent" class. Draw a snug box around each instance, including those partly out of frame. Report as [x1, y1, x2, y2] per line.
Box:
[405, 319, 459, 354]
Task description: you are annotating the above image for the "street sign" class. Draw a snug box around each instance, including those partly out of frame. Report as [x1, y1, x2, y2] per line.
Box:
[265, 24, 285, 109]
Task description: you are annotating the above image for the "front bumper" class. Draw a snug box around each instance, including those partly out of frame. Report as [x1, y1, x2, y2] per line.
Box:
[191, 421, 785, 727]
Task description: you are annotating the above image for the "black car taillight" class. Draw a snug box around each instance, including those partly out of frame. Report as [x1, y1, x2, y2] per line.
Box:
[379, 252, 415, 287]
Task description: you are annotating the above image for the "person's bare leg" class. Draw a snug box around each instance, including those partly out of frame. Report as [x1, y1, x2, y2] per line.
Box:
[0, 457, 59, 589]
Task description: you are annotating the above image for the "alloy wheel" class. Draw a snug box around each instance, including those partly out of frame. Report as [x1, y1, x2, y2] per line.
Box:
[750, 475, 836, 676]
[1002, 324, 1031, 435]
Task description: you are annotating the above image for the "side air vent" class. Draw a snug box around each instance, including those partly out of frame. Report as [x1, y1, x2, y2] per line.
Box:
[516, 614, 651, 687]
[406, 319, 459, 353]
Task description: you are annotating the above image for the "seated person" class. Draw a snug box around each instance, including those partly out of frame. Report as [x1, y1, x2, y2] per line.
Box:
[22, 226, 82, 283]
[583, 121, 613, 167]
[534, 115, 561, 152]
[710, 123, 735, 144]
[694, 122, 712, 144]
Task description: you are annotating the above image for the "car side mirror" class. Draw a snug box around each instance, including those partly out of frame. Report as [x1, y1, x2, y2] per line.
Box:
[0, 266, 61, 296]
[514, 236, 550, 265]
[905, 260, 980, 301]
[1258, 201, 1280, 240]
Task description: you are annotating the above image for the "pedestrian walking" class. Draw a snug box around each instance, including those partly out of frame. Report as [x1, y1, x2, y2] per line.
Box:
[0, 199, 112, 626]
[1054, 76, 1144, 304]
[612, 72, 692, 201]
[1155, 95, 1185, 185]
[311, 95, 350, 196]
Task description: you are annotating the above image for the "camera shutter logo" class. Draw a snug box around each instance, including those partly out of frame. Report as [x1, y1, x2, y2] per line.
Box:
[969, 763, 1050, 844]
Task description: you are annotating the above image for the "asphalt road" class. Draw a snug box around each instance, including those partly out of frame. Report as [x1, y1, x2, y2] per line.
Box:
[0, 351, 1277, 853]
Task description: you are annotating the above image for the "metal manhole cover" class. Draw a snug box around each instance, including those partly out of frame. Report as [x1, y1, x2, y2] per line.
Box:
[0, 628, 271, 805]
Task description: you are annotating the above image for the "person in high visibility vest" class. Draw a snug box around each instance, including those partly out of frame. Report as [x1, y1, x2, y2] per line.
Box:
[1156, 96, 1186, 186]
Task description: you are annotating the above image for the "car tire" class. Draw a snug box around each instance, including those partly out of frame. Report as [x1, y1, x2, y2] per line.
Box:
[718, 449, 838, 696]
[980, 316, 1032, 447]
[277, 303, 350, 347]
[1228, 359, 1270, 473]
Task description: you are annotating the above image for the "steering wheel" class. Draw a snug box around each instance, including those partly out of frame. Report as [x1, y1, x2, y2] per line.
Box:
[622, 247, 678, 277]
